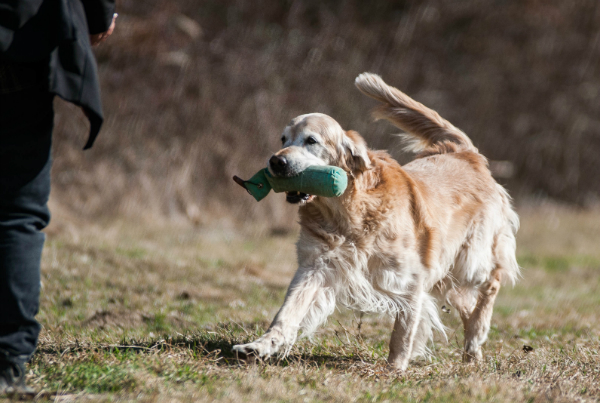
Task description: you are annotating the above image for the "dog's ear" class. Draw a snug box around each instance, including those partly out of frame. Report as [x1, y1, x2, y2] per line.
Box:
[342, 130, 371, 173]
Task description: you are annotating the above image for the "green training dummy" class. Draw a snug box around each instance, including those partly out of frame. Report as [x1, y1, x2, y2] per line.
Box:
[233, 165, 348, 202]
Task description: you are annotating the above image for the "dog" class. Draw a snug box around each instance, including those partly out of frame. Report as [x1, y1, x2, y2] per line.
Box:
[233, 73, 519, 369]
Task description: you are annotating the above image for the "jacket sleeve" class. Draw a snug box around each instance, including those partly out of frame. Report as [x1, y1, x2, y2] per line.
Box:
[0, 0, 44, 52]
[80, 0, 115, 35]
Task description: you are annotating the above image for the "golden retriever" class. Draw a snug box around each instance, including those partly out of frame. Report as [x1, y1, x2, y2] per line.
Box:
[233, 73, 519, 369]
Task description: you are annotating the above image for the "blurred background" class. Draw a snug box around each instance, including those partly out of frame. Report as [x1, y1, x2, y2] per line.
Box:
[50, 0, 600, 229]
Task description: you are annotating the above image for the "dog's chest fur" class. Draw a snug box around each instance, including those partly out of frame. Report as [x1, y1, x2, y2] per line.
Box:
[294, 154, 434, 314]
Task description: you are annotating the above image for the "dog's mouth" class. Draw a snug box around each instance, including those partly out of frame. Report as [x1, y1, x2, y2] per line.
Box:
[286, 191, 315, 204]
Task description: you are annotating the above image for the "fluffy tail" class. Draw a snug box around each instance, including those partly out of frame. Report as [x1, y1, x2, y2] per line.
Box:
[355, 72, 475, 154]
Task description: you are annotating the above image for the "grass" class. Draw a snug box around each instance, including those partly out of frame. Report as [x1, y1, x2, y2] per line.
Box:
[3, 204, 600, 402]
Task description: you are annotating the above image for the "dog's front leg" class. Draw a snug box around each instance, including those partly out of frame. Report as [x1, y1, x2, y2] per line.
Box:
[233, 267, 330, 359]
[388, 283, 424, 371]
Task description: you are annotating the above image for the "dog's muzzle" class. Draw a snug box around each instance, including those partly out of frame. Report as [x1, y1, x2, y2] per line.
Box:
[269, 155, 290, 176]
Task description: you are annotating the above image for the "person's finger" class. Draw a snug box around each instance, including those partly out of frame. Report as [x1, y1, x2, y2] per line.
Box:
[106, 14, 117, 36]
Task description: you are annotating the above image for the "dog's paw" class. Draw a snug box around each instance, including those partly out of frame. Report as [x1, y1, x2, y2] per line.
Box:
[462, 344, 483, 363]
[232, 344, 259, 363]
[232, 331, 286, 360]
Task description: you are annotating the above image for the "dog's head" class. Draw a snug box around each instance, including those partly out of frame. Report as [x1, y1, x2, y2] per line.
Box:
[268, 113, 371, 204]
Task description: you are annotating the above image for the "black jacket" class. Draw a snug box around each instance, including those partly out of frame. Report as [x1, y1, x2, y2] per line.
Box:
[0, 0, 116, 149]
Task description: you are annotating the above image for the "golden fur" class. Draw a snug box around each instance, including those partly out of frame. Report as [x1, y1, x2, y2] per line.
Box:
[233, 73, 519, 369]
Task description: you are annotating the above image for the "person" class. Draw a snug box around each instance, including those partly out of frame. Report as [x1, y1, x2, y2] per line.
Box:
[0, 0, 116, 395]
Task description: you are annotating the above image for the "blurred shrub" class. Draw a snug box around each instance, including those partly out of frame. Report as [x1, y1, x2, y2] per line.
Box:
[51, 0, 600, 226]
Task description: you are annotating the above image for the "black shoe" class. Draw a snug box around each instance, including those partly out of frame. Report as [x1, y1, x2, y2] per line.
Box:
[0, 360, 35, 396]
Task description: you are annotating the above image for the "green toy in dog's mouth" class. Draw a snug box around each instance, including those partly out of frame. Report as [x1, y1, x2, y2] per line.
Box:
[233, 166, 348, 202]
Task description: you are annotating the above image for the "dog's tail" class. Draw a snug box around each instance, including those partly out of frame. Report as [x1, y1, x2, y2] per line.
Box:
[355, 72, 475, 155]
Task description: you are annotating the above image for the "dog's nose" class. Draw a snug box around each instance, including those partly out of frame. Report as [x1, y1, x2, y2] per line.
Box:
[269, 155, 287, 169]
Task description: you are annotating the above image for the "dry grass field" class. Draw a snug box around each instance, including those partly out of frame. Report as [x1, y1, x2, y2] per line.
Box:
[1, 202, 598, 402]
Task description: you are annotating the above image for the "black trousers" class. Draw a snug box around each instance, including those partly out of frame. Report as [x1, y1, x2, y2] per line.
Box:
[0, 61, 53, 365]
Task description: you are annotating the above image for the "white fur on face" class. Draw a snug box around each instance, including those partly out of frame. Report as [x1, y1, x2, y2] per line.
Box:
[268, 113, 343, 177]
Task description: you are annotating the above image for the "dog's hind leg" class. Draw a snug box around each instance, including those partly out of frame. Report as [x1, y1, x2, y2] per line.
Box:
[410, 292, 446, 359]
[446, 287, 477, 331]
[232, 267, 334, 359]
[462, 267, 502, 362]
[388, 283, 424, 370]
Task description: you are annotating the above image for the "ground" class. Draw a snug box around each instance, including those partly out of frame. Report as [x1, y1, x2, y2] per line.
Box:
[3, 203, 600, 402]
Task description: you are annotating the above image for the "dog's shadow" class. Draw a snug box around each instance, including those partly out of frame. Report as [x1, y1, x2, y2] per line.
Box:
[160, 324, 373, 369]
[37, 322, 373, 370]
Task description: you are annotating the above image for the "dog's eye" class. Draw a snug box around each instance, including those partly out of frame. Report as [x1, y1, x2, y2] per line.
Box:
[281, 136, 286, 144]
[306, 136, 318, 145]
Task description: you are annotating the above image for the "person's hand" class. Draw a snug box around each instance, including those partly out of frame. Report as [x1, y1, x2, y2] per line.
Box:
[90, 13, 117, 46]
